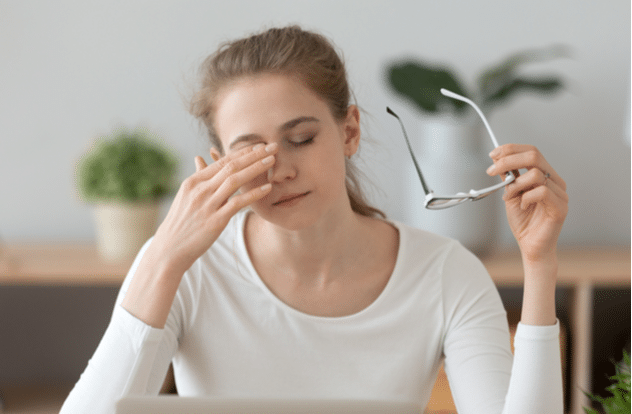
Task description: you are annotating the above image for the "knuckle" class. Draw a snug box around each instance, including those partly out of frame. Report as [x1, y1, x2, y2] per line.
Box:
[190, 184, 207, 204]
[223, 174, 241, 191]
[181, 176, 196, 193]
[224, 195, 243, 212]
[527, 150, 540, 166]
[213, 156, 228, 169]
[224, 160, 239, 175]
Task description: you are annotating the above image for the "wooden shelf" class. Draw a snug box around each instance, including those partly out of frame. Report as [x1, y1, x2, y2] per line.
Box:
[484, 247, 630, 287]
[0, 243, 132, 286]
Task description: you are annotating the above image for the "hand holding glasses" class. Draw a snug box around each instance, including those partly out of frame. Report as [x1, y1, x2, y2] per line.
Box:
[387, 89, 516, 210]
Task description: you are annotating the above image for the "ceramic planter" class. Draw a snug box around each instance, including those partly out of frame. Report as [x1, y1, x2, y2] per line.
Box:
[93, 201, 159, 262]
[403, 114, 499, 255]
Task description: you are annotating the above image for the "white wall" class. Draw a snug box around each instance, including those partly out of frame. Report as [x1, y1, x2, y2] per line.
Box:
[1, 0, 629, 248]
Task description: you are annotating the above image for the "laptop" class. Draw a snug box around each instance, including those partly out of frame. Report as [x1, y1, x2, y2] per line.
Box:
[116, 396, 422, 414]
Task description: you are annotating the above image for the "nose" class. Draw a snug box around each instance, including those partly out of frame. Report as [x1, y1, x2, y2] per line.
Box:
[267, 149, 297, 183]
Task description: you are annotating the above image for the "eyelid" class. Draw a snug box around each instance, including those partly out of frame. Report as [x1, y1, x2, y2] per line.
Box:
[288, 133, 315, 146]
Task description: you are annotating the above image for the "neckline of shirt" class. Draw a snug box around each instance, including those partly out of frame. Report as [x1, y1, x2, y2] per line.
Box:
[233, 210, 406, 323]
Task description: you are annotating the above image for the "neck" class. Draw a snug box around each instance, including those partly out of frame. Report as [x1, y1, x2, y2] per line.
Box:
[245, 206, 371, 284]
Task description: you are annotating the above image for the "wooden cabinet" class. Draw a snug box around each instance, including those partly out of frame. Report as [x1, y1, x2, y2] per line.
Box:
[0, 244, 629, 414]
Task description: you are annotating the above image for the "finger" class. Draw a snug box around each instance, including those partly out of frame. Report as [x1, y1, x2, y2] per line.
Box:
[504, 168, 568, 203]
[216, 182, 273, 221]
[518, 185, 569, 222]
[488, 148, 551, 174]
[194, 156, 207, 173]
[490, 143, 538, 160]
[208, 143, 278, 190]
[210, 151, 276, 205]
[196, 142, 278, 184]
[543, 176, 569, 204]
[503, 168, 547, 201]
[210, 147, 221, 162]
[487, 147, 564, 190]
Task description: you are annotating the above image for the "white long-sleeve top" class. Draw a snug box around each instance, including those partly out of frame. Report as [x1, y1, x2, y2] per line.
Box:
[61, 211, 563, 414]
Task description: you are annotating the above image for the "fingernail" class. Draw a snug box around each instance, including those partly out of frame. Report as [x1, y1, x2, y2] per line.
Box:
[260, 183, 272, 192]
[252, 143, 265, 151]
[267, 168, 274, 181]
[261, 155, 275, 164]
[486, 164, 496, 174]
[265, 143, 278, 152]
[489, 147, 500, 158]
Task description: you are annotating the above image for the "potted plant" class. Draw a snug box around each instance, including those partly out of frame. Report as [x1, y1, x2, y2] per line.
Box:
[386, 44, 568, 117]
[384, 45, 568, 253]
[584, 351, 631, 414]
[76, 127, 178, 262]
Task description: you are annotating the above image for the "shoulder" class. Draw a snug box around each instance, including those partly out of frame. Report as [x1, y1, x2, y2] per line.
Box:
[389, 218, 462, 269]
[389, 219, 493, 295]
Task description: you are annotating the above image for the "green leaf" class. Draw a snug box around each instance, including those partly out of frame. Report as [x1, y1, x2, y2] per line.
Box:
[386, 61, 471, 115]
[584, 350, 631, 414]
[477, 44, 569, 110]
[482, 77, 563, 109]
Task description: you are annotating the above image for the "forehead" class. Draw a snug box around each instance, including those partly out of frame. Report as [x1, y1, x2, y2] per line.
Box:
[213, 74, 333, 145]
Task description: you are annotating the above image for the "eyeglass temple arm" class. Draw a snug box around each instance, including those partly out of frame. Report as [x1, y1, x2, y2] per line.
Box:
[440, 88, 500, 148]
[386, 107, 432, 195]
[441, 89, 518, 181]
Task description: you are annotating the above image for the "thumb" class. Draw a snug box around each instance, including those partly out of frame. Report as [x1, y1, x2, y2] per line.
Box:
[194, 156, 207, 172]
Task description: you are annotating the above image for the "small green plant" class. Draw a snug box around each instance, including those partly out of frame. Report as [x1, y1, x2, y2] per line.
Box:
[585, 351, 631, 414]
[385, 44, 569, 116]
[76, 127, 179, 203]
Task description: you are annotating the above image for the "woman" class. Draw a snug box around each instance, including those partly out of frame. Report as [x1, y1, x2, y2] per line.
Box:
[62, 26, 568, 413]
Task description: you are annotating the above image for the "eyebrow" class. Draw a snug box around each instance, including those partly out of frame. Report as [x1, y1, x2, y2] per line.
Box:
[228, 116, 320, 150]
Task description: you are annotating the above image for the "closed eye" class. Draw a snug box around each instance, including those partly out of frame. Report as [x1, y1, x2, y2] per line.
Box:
[288, 134, 315, 147]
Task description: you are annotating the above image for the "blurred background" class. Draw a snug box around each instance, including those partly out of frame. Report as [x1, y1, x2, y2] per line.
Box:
[0, 1, 629, 413]
[0, 0, 629, 245]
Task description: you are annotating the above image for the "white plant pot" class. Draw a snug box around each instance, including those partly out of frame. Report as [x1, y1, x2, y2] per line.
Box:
[93, 201, 159, 262]
[403, 114, 499, 255]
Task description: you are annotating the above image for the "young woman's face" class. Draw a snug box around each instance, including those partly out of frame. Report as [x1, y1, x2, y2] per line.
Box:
[213, 74, 360, 230]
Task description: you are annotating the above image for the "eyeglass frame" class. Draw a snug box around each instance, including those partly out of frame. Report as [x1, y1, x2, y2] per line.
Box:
[387, 88, 516, 210]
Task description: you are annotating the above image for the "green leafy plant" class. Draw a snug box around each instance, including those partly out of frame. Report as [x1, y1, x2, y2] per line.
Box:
[76, 127, 179, 203]
[585, 351, 631, 414]
[385, 44, 569, 116]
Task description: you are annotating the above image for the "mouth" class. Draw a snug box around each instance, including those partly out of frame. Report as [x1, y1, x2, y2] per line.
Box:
[272, 191, 311, 206]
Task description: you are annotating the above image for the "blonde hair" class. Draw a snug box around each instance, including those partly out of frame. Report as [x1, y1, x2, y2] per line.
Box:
[189, 25, 384, 218]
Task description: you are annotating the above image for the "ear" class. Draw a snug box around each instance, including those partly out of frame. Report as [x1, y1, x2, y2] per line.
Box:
[342, 105, 361, 157]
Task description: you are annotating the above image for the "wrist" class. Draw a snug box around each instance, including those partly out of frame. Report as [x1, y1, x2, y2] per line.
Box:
[520, 254, 558, 326]
[121, 242, 186, 329]
[147, 237, 194, 277]
[521, 250, 558, 281]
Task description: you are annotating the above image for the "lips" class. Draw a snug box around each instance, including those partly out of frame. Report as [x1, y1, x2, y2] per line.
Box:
[272, 191, 310, 206]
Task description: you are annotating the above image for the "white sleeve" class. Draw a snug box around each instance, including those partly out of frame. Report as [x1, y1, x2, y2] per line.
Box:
[504, 321, 564, 414]
[441, 243, 563, 414]
[60, 239, 180, 414]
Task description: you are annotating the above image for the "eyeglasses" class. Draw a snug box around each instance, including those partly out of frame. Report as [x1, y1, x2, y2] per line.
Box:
[387, 88, 516, 210]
